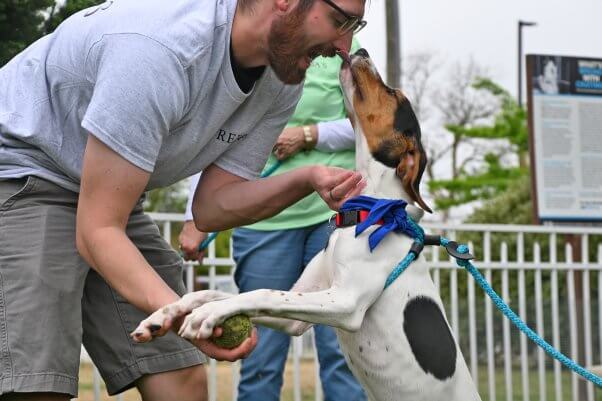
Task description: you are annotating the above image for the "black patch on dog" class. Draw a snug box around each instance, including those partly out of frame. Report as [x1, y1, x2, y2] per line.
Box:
[403, 297, 456, 380]
[355, 48, 370, 58]
[394, 99, 420, 139]
[372, 139, 401, 168]
[372, 98, 424, 169]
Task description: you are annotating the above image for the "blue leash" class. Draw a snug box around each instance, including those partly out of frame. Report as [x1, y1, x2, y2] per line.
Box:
[196, 160, 282, 252]
[381, 210, 602, 387]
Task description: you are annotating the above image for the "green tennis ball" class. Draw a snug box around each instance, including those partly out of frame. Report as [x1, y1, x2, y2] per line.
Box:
[211, 314, 253, 349]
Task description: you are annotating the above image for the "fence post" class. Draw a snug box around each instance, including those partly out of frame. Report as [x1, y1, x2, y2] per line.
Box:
[567, 234, 587, 400]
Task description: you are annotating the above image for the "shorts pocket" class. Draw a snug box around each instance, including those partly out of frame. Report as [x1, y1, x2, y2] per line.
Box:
[0, 176, 35, 212]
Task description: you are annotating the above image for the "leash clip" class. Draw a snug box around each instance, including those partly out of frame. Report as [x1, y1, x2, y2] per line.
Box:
[444, 240, 474, 261]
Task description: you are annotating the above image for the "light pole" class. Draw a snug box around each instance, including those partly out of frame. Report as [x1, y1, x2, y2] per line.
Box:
[386, 0, 401, 88]
[518, 20, 537, 108]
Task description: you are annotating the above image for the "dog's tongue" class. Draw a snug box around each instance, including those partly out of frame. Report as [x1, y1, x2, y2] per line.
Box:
[336, 49, 351, 64]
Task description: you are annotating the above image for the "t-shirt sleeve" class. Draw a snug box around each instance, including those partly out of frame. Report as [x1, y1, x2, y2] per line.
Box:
[81, 34, 189, 172]
[184, 172, 202, 221]
[214, 84, 303, 180]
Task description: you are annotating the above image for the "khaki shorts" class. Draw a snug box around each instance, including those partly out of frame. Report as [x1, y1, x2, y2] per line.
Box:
[0, 177, 205, 397]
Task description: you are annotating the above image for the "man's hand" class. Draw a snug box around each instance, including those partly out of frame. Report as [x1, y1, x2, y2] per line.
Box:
[189, 327, 258, 362]
[179, 220, 208, 263]
[132, 312, 258, 362]
[310, 165, 366, 210]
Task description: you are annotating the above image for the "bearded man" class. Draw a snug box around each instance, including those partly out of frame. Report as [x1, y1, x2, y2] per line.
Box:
[0, 0, 366, 400]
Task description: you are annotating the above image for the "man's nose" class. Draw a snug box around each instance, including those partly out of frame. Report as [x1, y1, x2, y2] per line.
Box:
[332, 33, 353, 53]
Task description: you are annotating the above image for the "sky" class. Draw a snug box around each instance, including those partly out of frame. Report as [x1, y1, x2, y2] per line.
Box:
[356, 0, 602, 101]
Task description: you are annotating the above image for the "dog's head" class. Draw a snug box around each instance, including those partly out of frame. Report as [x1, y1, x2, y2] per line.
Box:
[339, 48, 431, 213]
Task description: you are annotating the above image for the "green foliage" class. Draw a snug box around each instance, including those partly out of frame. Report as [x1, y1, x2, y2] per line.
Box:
[43, 0, 102, 34]
[0, 0, 54, 65]
[1, 0, 104, 66]
[429, 154, 527, 210]
[470, 78, 529, 153]
[465, 175, 532, 226]
[143, 182, 188, 214]
[433, 177, 601, 358]
[428, 78, 529, 212]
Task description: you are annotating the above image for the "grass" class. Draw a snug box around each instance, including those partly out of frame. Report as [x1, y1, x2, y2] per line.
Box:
[75, 360, 318, 401]
[76, 361, 601, 401]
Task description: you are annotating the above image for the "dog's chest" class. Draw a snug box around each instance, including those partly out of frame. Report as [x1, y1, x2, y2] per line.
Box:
[334, 261, 468, 400]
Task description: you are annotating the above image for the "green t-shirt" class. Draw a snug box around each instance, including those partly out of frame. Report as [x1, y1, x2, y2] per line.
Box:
[247, 39, 360, 231]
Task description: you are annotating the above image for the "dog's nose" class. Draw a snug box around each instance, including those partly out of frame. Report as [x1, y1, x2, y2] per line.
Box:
[355, 48, 370, 58]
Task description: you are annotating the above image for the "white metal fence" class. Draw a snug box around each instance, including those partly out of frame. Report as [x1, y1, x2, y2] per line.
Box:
[82, 213, 602, 401]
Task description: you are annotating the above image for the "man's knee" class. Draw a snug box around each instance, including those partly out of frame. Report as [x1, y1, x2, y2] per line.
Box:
[137, 364, 208, 401]
[178, 365, 208, 401]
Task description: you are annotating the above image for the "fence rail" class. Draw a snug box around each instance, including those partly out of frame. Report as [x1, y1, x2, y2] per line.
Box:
[80, 214, 602, 401]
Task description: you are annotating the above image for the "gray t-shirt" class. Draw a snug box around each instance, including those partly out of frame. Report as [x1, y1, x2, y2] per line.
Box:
[0, 0, 302, 192]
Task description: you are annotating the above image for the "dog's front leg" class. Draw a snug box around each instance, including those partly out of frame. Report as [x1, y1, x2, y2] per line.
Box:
[132, 290, 233, 342]
[247, 246, 336, 336]
[178, 285, 374, 341]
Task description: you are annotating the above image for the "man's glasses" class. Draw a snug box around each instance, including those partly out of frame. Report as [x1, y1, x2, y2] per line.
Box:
[320, 0, 367, 35]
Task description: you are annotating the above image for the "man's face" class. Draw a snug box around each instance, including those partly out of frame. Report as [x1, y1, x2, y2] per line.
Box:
[267, 0, 365, 85]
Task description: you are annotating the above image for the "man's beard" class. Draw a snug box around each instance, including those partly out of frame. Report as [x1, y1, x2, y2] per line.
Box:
[267, 6, 336, 84]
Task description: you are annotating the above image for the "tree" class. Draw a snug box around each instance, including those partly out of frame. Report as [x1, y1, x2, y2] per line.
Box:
[0, 0, 54, 65]
[401, 51, 447, 184]
[429, 68, 528, 210]
[43, 0, 102, 34]
[1, 0, 103, 66]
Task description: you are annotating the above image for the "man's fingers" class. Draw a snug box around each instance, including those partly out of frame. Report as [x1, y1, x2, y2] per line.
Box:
[336, 178, 366, 206]
[196, 327, 258, 362]
[326, 176, 366, 210]
[182, 250, 199, 261]
[331, 172, 363, 198]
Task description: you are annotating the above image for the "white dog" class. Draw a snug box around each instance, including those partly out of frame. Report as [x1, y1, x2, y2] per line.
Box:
[134, 48, 481, 401]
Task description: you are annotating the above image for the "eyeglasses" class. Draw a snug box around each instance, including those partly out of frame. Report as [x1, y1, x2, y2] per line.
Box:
[319, 0, 367, 35]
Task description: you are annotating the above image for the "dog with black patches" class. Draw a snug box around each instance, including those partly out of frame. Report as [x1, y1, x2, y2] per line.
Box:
[133, 49, 481, 401]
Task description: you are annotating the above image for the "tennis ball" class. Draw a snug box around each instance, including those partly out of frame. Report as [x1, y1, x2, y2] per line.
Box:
[211, 314, 253, 349]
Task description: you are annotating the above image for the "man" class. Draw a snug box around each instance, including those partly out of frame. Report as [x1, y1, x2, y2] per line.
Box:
[0, 0, 366, 400]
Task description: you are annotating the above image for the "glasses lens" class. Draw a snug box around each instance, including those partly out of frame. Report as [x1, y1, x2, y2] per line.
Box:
[353, 20, 366, 34]
[338, 18, 358, 35]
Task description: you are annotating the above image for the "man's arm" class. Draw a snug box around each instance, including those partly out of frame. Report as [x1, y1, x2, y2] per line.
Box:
[76, 135, 256, 361]
[191, 163, 365, 232]
[76, 135, 175, 313]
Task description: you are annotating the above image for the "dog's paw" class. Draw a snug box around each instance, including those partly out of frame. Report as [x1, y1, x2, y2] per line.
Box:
[178, 303, 224, 341]
[131, 301, 188, 343]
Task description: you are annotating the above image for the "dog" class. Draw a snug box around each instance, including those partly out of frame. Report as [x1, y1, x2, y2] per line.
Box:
[133, 48, 481, 401]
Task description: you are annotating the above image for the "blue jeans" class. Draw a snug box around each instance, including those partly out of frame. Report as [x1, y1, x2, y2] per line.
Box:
[233, 222, 366, 401]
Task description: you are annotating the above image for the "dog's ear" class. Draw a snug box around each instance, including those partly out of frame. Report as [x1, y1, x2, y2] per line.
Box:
[394, 100, 432, 213]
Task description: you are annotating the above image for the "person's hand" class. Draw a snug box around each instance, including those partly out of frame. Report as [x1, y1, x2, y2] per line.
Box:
[273, 126, 306, 160]
[178, 220, 208, 263]
[310, 166, 366, 211]
[132, 309, 258, 362]
[188, 326, 258, 362]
